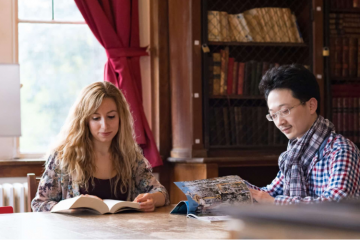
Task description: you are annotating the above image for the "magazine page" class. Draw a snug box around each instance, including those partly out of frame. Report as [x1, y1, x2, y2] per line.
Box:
[174, 175, 252, 215]
[187, 214, 233, 223]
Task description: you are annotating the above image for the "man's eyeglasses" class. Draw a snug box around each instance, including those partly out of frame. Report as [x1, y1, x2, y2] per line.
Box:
[266, 102, 304, 121]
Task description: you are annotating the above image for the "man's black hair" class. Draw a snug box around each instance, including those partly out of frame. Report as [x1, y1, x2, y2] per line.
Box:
[259, 64, 320, 114]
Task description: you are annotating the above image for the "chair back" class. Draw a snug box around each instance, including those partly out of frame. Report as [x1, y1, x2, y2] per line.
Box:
[0, 206, 13, 214]
[27, 173, 41, 212]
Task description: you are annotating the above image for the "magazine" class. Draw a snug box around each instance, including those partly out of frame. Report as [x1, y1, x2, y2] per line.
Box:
[170, 175, 253, 222]
[51, 195, 140, 214]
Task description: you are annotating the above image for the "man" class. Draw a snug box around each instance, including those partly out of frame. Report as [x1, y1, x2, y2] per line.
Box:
[247, 64, 360, 205]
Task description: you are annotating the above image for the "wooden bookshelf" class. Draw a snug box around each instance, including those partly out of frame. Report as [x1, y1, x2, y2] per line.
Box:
[166, 0, 324, 203]
[208, 42, 308, 47]
[209, 95, 264, 99]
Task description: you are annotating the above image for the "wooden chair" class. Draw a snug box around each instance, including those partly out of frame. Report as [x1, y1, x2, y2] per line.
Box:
[27, 173, 41, 212]
[0, 206, 13, 214]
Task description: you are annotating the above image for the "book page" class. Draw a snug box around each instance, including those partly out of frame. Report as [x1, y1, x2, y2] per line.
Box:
[174, 175, 252, 215]
[51, 195, 109, 214]
[103, 199, 140, 213]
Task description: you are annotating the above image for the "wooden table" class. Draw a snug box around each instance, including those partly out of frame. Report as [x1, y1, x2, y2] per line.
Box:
[0, 205, 229, 239]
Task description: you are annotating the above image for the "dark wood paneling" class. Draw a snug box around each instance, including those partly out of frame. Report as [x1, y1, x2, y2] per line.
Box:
[150, 0, 171, 193]
[168, 0, 193, 158]
[0, 160, 45, 178]
[168, 0, 206, 159]
[170, 163, 218, 203]
[313, 0, 325, 116]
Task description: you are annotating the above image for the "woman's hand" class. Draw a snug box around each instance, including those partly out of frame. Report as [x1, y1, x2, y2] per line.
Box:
[249, 188, 275, 204]
[133, 193, 156, 212]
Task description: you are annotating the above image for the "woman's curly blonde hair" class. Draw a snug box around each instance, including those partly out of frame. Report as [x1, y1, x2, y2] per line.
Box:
[51, 81, 143, 196]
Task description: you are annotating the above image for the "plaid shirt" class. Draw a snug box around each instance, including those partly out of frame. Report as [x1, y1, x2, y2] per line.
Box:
[247, 132, 360, 205]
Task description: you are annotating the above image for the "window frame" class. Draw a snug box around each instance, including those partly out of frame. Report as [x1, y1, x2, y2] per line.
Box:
[15, 0, 87, 159]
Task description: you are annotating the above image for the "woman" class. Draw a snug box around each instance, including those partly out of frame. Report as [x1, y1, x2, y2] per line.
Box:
[32, 81, 169, 212]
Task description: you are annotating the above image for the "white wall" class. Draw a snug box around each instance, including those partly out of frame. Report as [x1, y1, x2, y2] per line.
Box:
[0, 0, 152, 160]
[0, 0, 17, 160]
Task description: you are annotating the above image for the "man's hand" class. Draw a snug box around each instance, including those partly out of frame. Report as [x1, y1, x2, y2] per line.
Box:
[249, 188, 275, 204]
[133, 193, 155, 212]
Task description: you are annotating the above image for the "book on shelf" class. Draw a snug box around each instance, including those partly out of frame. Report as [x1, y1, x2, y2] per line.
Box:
[209, 53, 283, 97]
[330, 36, 360, 78]
[343, 37, 350, 77]
[208, 105, 286, 146]
[220, 47, 229, 95]
[227, 57, 235, 95]
[237, 62, 245, 95]
[220, 11, 231, 42]
[208, 11, 221, 42]
[170, 175, 253, 223]
[223, 107, 231, 145]
[232, 61, 239, 95]
[332, 84, 360, 143]
[330, 0, 360, 9]
[212, 53, 221, 95]
[207, 8, 303, 43]
[50, 195, 140, 215]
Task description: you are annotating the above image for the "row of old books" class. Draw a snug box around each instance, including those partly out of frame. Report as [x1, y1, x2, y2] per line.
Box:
[329, 13, 360, 36]
[330, 0, 360, 9]
[332, 97, 360, 143]
[330, 37, 360, 77]
[208, 8, 303, 43]
[209, 49, 280, 96]
[209, 106, 287, 146]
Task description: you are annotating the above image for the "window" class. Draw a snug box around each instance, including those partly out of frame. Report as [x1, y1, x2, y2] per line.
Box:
[17, 0, 107, 156]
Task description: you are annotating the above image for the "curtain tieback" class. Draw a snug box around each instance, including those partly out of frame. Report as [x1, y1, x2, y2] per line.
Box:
[106, 47, 148, 58]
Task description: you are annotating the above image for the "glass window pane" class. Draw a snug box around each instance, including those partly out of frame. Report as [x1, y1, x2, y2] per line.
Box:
[54, 0, 85, 21]
[18, 23, 106, 153]
[18, 0, 52, 21]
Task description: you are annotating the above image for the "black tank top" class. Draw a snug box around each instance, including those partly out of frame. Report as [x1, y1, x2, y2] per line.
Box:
[79, 177, 128, 200]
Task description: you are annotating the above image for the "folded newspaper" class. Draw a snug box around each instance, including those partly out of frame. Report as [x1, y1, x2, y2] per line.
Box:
[170, 175, 253, 222]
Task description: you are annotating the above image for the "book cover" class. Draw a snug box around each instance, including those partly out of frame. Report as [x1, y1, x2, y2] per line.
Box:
[232, 62, 239, 95]
[234, 106, 242, 145]
[260, 8, 276, 42]
[228, 14, 249, 42]
[51, 195, 140, 215]
[268, 8, 282, 42]
[237, 62, 245, 95]
[229, 107, 237, 145]
[223, 107, 231, 145]
[227, 57, 235, 95]
[170, 176, 253, 222]
[291, 13, 304, 43]
[282, 8, 297, 43]
[358, 38, 360, 77]
[355, 98, 359, 143]
[338, 98, 344, 136]
[208, 11, 221, 42]
[342, 37, 350, 77]
[212, 53, 221, 95]
[255, 61, 263, 96]
[349, 38, 358, 77]
[214, 107, 224, 145]
[220, 11, 231, 42]
[275, 8, 290, 42]
[208, 55, 214, 96]
[335, 37, 343, 77]
[220, 48, 229, 95]
[243, 9, 265, 42]
[236, 13, 253, 42]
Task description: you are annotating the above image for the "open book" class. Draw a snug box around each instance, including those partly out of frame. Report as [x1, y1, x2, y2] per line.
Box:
[51, 195, 140, 214]
[170, 175, 253, 222]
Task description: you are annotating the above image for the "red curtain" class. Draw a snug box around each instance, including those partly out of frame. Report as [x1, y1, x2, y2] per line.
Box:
[75, 0, 162, 167]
